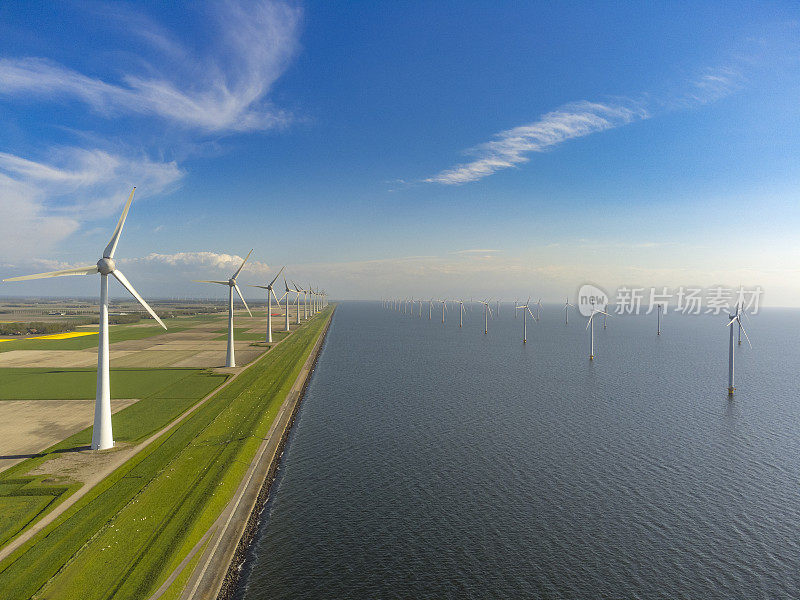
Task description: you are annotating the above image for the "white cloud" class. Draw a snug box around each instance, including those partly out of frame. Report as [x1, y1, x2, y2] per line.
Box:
[137, 251, 274, 277]
[426, 101, 648, 185]
[0, 0, 302, 133]
[0, 148, 183, 258]
[425, 66, 743, 185]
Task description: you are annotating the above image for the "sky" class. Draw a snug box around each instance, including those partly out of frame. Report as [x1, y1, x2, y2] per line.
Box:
[0, 0, 799, 305]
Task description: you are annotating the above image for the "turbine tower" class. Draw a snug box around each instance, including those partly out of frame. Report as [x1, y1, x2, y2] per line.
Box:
[586, 308, 611, 360]
[3, 188, 166, 450]
[657, 303, 662, 335]
[456, 299, 466, 327]
[440, 299, 448, 324]
[515, 297, 536, 343]
[250, 266, 284, 343]
[196, 250, 253, 368]
[564, 297, 576, 325]
[726, 305, 751, 395]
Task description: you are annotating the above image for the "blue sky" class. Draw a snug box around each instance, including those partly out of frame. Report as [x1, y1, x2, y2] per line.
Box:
[0, 1, 799, 304]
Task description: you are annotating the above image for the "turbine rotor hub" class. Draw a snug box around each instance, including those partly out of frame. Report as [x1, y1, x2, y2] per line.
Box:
[228, 278, 236, 286]
[97, 257, 116, 275]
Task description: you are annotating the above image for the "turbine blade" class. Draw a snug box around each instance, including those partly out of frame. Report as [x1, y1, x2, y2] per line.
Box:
[271, 288, 282, 304]
[193, 280, 230, 285]
[104, 187, 136, 258]
[112, 270, 166, 329]
[3, 265, 98, 281]
[233, 282, 252, 317]
[268, 266, 285, 288]
[528, 307, 536, 320]
[596, 310, 612, 317]
[586, 315, 593, 330]
[231, 249, 253, 279]
[739, 319, 753, 348]
[249, 285, 269, 289]
[726, 316, 737, 327]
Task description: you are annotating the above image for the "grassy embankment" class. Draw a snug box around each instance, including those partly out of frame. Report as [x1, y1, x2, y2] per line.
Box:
[0, 307, 333, 600]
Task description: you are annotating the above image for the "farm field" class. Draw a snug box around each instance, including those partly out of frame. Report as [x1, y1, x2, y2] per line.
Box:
[0, 307, 332, 600]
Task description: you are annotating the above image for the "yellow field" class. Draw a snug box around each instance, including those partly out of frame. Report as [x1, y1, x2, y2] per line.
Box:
[29, 332, 98, 340]
[0, 339, 15, 343]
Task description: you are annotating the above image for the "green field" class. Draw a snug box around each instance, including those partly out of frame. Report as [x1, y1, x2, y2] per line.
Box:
[213, 327, 292, 342]
[0, 367, 227, 548]
[0, 322, 196, 352]
[0, 307, 332, 600]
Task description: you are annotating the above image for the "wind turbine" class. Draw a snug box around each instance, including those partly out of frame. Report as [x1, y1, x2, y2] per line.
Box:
[250, 266, 284, 343]
[479, 300, 493, 334]
[440, 299, 448, 324]
[564, 297, 576, 325]
[515, 297, 536, 343]
[496, 299, 501, 318]
[586, 308, 611, 360]
[292, 281, 303, 324]
[429, 298, 433, 320]
[282, 277, 292, 331]
[726, 305, 751, 396]
[514, 298, 519, 319]
[196, 250, 254, 368]
[3, 188, 167, 450]
[456, 299, 466, 327]
[535, 298, 543, 320]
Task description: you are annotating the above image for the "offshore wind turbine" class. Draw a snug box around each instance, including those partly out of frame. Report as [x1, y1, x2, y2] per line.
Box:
[196, 250, 254, 368]
[514, 298, 519, 318]
[456, 299, 466, 327]
[535, 298, 543, 320]
[516, 297, 536, 343]
[564, 298, 576, 325]
[440, 299, 448, 324]
[3, 188, 167, 450]
[429, 298, 433, 320]
[479, 300, 493, 334]
[250, 266, 284, 343]
[586, 308, 611, 360]
[726, 305, 751, 396]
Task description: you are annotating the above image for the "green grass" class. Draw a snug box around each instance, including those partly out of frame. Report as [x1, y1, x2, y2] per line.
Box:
[0, 307, 333, 600]
[0, 323, 189, 353]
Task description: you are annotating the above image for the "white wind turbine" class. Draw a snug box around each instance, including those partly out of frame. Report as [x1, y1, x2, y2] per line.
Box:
[535, 298, 543, 320]
[726, 304, 751, 396]
[429, 298, 433, 320]
[292, 281, 304, 324]
[456, 299, 467, 327]
[249, 266, 284, 343]
[563, 297, 576, 325]
[196, 250, 254, 368]
[479, 300, 493, 334]
[514, 298, 519, 318]
[440, 299, 448, 324]
[586, 308, 611, 360]
[515, 297, 537, 343]
[3, 188, 166, 450]
[282, 277, 293, 331]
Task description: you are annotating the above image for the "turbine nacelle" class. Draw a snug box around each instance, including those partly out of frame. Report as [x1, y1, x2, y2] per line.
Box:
[96, 257, 116, 275]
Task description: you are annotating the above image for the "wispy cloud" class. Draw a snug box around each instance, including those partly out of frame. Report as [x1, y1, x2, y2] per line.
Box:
[425, 66, 742, 185]
[0, 0, 302, 132]
[0, 148, 183, 257]
[426, 101, 649, 185]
